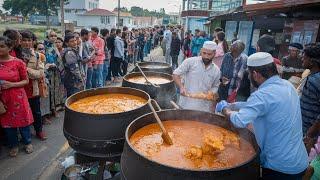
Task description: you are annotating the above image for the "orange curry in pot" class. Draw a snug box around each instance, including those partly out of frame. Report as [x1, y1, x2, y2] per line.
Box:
[69, 94, 147, 114]
[130, 120, 256, 170]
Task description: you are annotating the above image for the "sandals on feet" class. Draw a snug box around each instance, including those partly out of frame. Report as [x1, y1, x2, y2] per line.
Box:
[25, 144, 33, 154]
[9, 147, 19, 157]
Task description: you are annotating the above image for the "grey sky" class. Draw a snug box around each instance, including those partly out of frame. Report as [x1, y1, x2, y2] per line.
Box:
[0, 0, 3, 11]
[100, 0, 182, 13]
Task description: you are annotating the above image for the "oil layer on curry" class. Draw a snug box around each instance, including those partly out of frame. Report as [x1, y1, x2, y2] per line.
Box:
[130, 120, 256, 170]
[69, 94, 147, 114]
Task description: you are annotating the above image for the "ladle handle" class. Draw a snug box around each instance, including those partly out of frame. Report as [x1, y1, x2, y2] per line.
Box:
[151, 99, 161, 111]
[148, 100, 166, 132]
[147, 100, 173, 145]
[136, 64, 160, 88]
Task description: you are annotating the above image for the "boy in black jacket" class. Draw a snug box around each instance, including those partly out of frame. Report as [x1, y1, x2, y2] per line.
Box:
[170, 31, 181, 70]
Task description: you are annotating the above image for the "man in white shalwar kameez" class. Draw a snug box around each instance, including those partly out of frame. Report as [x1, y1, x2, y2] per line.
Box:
[173, 41, 220, 113]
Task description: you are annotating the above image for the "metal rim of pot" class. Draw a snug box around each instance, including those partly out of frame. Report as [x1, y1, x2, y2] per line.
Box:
[65, 87, 151, 116]
[123, 71, 174, 85]
[137, 61, 171, 68]
[124, 109, 260, 172]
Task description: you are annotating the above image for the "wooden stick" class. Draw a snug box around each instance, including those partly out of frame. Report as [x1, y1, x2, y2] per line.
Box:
[148, 100, 173, 145]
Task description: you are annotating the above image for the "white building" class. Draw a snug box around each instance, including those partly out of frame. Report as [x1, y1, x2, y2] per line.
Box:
[77, 9, 116, 29]
[58, 0, 99, 24]
[64, 0, 99, 10]
[112, 11, 134, 28]
[58, 0, 133, 29]
[133, 16, 160, 28]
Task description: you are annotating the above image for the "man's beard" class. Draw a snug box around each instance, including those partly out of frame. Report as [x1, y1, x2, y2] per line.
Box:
[249, 73, 259, 88]
[202, 58, 213, 66]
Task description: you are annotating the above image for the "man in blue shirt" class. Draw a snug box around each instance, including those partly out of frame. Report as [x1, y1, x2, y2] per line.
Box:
[216, 52, 308, 179]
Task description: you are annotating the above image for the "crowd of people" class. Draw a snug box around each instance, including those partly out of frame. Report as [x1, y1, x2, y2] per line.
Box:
[0, 24, 319, 179]
[0, 25, 187, 157]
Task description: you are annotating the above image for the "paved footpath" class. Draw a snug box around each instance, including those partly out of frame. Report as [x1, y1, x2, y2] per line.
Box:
[0, 112, 69, 180]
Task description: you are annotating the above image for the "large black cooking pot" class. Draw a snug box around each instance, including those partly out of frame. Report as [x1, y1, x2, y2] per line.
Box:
[121, 109, 260, 180]
[133, 62, 173, 74]
[63, 87, 151, 158]
[122, 71, 176, 109]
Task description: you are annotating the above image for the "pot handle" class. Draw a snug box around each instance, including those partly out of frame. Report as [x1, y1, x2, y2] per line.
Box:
[150, 99, 161, 111]
[170, 101, 181, 109]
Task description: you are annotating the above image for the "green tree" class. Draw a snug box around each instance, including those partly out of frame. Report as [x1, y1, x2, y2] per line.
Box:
[3, 0, 67, 24]
[114, 7, 129, 12]
[130, 6, 144, 16]
[3, 0, 36, 19]
[160, 8, 166, 16]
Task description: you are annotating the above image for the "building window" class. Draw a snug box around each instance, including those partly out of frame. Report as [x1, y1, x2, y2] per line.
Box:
[119, 19, 124, 26]
[211, 0, 242, 12]
[101, 16, 105, 24]
[106, 16, 110, 24]
[200, 0, 208, 9]
[65, 9, 71, 13]
[101, 16, 110, 24]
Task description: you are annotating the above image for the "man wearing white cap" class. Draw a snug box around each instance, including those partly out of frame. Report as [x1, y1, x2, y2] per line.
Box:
[173, 41, 220, 113]
[215, 52, 308, 179]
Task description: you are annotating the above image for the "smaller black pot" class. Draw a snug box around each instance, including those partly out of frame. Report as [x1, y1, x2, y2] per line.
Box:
[122, 71, 177, 109]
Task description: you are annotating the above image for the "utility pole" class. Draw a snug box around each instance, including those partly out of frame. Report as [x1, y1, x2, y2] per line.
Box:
[46, 0, 50, 30]
[60, 0, 65, 37]
[117, 0, 120, 29]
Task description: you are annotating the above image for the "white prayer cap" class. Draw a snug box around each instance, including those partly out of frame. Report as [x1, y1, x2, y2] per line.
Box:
[247, 52, 274, 67]
[202, 41, 217, 51]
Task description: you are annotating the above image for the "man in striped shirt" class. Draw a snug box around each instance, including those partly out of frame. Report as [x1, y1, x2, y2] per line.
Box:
[300, 43, 320, 135]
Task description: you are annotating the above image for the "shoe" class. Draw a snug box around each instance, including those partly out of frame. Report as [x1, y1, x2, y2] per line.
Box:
[115, 77, 123, 83]
[9, 147, 19, 157]
[106, 81, 112, 85]
[25, 144, 33, 154]
[52, 110, 59, 118]
[36, 132, 48, 141]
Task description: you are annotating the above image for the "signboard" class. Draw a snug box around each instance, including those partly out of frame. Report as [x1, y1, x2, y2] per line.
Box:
[225, 21, 238, 42]
[251, 29, 260, 47]
[238, 21, 254, 55]
[291, 32, 302, 44]
[163, 17, 170, 25]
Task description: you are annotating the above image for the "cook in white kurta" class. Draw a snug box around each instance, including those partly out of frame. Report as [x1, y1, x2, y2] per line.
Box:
[173, 56, 220, 112]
